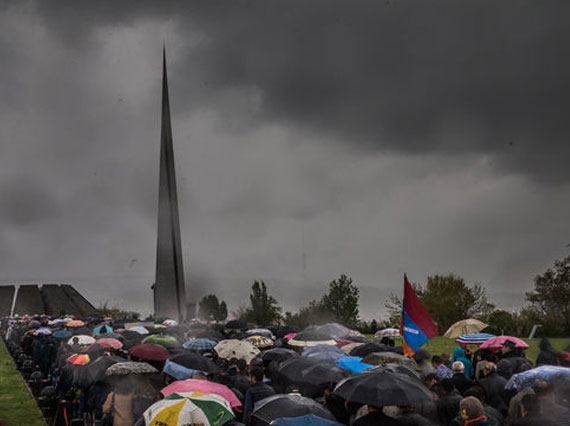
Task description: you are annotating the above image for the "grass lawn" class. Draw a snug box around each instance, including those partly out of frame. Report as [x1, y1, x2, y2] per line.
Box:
[0, 339, 46, 426]
[378, 336, 570, 362]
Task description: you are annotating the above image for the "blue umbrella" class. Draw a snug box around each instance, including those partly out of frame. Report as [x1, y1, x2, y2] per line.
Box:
[455, 333, 495, 345]
[54, 329, 72, 339]
[93, 325, 113, 335]
[271, 414, 344, 426]
[183, 338, 218, 351]
[506, 366, 570, 390]
[336, 356, 372, 374]
[162, 359, 202, 380]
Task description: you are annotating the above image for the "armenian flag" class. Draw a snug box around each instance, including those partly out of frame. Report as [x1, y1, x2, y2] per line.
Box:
[399, 274, 438, 356]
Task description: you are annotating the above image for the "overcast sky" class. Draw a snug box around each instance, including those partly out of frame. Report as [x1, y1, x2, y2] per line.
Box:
[0, 0, 568, 320]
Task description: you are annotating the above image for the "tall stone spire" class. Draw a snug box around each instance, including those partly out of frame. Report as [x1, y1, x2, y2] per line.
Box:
[154, 47, 187, 321]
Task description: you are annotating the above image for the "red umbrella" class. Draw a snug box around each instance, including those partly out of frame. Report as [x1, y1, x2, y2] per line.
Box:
[128, 343, 170, 361]
[67, 320, 85, 328]
[479, 335, 530, 350]
[95, 338, 123, 350]
[336, 339, 354, 348]
[67, 354, 90, 365]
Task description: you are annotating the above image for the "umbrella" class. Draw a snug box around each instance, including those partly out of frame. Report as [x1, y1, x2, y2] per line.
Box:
[278, 358, 349, 387]
[349, 343, 389, 358]
[97, 332, 124, 341]
[67, 354, 90, 365]
[214, 339, 260, 363]
[105, 361, 158, 376]
[67, 320, 85, 328]
[305, 351, 345, 364]
[306, 323, 363, 340]
[161, 379, 241, 408]
[335, 339, 354, 348]
[284, 333, 297, 340]
[53, 329, 72, 339]
[225, 319, 248, 330]
[93, 325, 113, 335]
[128, 325, 150, 335]
[334, 368, 432, 407]
[340, 342, 364, 354]
[129, 343, 170, 361]
[142, 334, 182, 349]
[246, 328, 275, 338]
[68, 335, 96, 345]
[253, 394, 336, 424]
[374, 328, 401, 339]
[479, 335, 530, 350]
[444, 319, 488, 339]
[258, 348, 299, 366]
[81, 356, 127, 385]
[362, 352, 417, 368]
[456, 333, 496, 345]
[95, 338, 123, 350]
[288, 331, 336, 348]
[168, 353, 221, 375]
[183, 338, 218, 351]
[368, 363, 420, 380]
[245, 335, 274, 349]
[34, 327, 52, 336]
[335, 356, 372, 374]
[144, 392, 234, 426]
[162, 319, 178, 327]
[505, 366, 570, 391]
[271, 414, 345, 426]
[187, 329, 224, 341]
[163, 359, 205, 380]
[302, 345, 344, 357]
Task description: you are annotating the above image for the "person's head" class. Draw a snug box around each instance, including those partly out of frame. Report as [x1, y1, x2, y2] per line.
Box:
[452, 361, 465, 374]
[485, 353, 498, 364]
[72, 336, 79, 345]
[501, 340, 515, 355]
[432, 355, 443, 368]
[460, 396, 485, 421]
[424, 373, 439, 388]
[250, 367, 264, 384]
[464, 385, 487, 404]
[441, 379, 455, 395]
[236, 358, 247, 373]
[483, 362, 496, 376]
[520, 393, 540, 417]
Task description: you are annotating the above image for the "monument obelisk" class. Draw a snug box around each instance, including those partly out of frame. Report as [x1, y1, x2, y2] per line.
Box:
[154, 48, 187, 322]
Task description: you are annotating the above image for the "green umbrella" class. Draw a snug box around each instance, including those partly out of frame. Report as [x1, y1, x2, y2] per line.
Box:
[142, 334, 182, 349]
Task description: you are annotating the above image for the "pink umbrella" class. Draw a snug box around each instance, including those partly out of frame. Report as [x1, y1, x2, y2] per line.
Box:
[479, 335, 529, 350]
[284, 333, 297, 340]
[161, 379, 241, 408]
[95, 338, 123, 350]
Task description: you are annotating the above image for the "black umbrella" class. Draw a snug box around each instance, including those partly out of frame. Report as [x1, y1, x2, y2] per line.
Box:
[187, 328, 224, 341]
[120, 330, 144, 341]
[259, 348, 299, 366]
[168, 353, 220, 374]
[75, 356, 126, 387]
[368, 363, 420, 380]
[252, 394, 336, 425]
[71, 327, 92, 336]
[341, 335, 370, 344]
[226, 320, 248, 330]
[291, 331, 334, 341]
[97, 332, 124, 341]
[274, 326, 299, 338]
[333, 368, 432, 407]
[278, 358, 349, 387]
[349, 343, 388, 358]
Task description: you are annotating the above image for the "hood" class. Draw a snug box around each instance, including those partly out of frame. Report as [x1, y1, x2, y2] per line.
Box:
[453, 347, 466, 359]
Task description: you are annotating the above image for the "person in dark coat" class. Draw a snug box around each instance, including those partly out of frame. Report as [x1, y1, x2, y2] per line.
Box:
[513, 393, 559, 426]
[353, 405, 401, 426]
[535, 338, 557, 366]
[452, 361, 475, 395]
[437, 379, 463, 425]
[243, 367, 275, 426]
[396, 406, 432, 426]
[451, 386, 504, 426]
[478, 363, 509, 417]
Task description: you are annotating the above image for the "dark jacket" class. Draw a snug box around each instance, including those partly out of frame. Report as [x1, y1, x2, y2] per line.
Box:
[353, 410, 402, 426]
[479, 371, 509, 416]
[243, 382, 275, 425]
[536, 338, 557, 366]
[396, 411, 432, 426]
[437, 390, 463, 425]
[452, 372, 475, 395]
[450, 404, 504, 426]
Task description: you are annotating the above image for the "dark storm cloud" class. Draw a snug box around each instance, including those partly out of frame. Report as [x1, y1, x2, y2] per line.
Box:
[30, 0, 570, 183]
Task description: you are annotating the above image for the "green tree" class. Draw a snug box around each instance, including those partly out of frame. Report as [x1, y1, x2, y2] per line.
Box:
[526, 254, 570, 336]
[243, 281, 282, 326]
[320, 274, 360, 326]
[198, 294, 228, 322]
[384, 274, 494, 334]
[487, 309, 516, 335]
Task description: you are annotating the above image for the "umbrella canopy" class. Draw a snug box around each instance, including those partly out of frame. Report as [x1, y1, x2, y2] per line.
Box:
[183, 338, 218, 351]
[258, 348, 299, 366]
[97, 332, 124, 341]
[54, 329, 72, 339]
[444, 319, 488, 339]
[81, 356, 126, 385]
[67, 354, 90, 365]
[374, 328, 401, 339]
[456, 333, 496, 345]
[302, 345, 345, 357]
[246, 328, 274, 338]
[334, 368, 432, 407]
[506, 366, 570, 391]
[305, 351, 345, 364]
[349, 343, 389, 358]
[368, 363, 421, 380]
[225, 319, 248, 330]
[67, 320, 85, 328]
[128, 325, 150, 335]
[144, 392, 234, 426]
[163, 359, 205, 380]
[335, 339, 354, 348]
[288, 331, 336, 348]
[340, 342, 364, 354]
[142, 334, 182, 349]
[95, 338, 123, 350]
[479, 335, 530, 350]
[68, 335, 96, 345]
[105, 361, 158, 376]
[306, 323, 363, 340]
[93, 325, 113, 335]
[168, 353, 221, 375]
[34, 327, 52, 336]
[362, 352, 417, 368]
[271, 414, 345, 426]
[335, 356, 372, 374]
[214, 339, 260, 363]
[161, 379, 241, 408]
[162, 319, 178, 327]
[278, 358, 350, 387]
[253, 394, 336, 425]
[245, 335, 274, 349]
[129, 343, 170, 361]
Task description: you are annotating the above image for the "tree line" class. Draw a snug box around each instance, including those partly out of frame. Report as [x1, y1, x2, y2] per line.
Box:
[195, 253, 570, 337]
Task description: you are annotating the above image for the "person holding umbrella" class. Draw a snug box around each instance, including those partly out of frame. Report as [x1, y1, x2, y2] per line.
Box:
[243, 368, 275, 425]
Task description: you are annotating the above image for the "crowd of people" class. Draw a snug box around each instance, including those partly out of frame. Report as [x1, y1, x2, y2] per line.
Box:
[1, 315, 569, 426]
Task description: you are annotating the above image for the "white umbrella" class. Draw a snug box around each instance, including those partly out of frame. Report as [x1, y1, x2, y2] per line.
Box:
[374, 328, 401, 339]
[128, 325, 150, 335]
[214, 339, 260, 363]
[68, 335, 96, 345]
